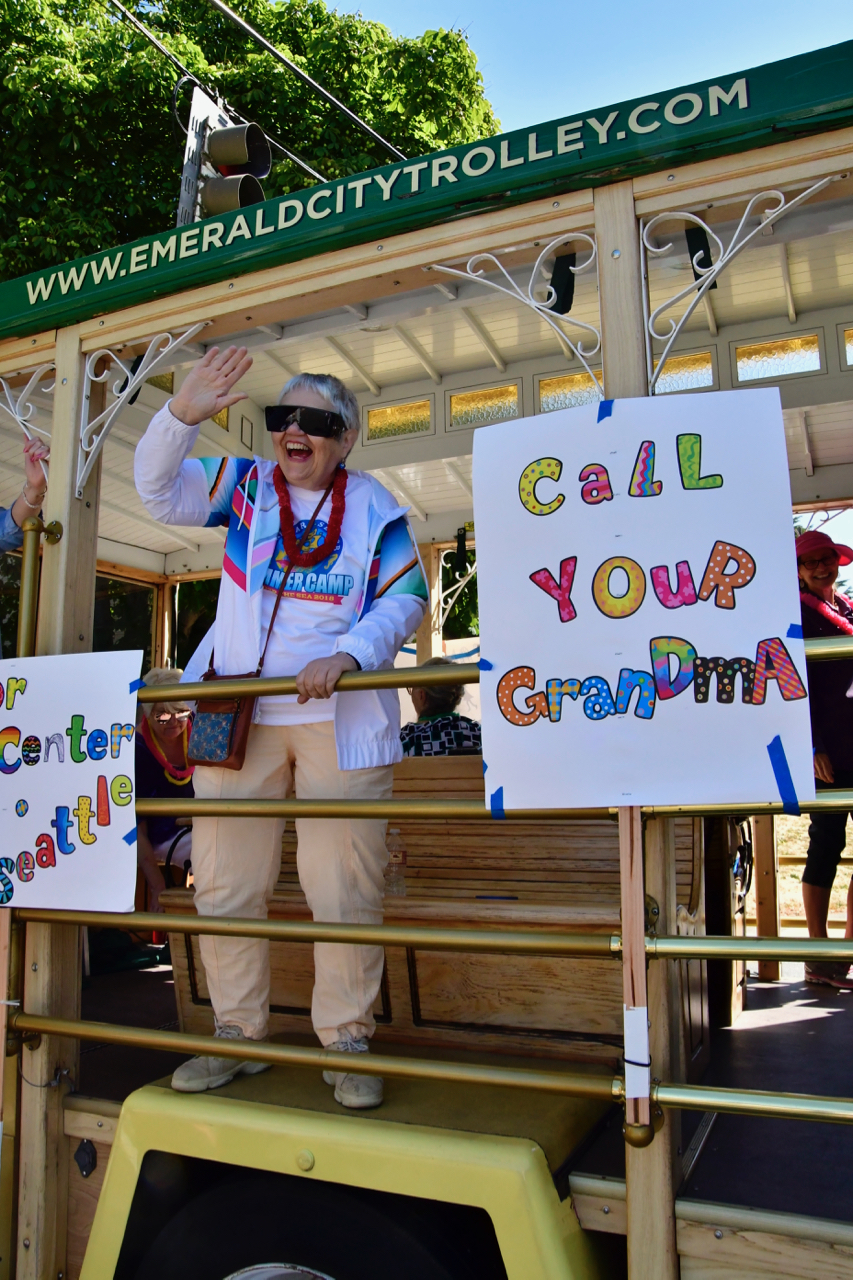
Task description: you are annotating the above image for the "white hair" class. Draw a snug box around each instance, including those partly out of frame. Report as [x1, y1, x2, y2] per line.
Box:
[279, 373, 360, 434]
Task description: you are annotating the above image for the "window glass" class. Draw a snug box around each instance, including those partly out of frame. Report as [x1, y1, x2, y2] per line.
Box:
[539, 371, 602, 412]
[366, 400, 431, 442]
[93, 576, 154, 671]
[735, 334, 820, 382]
[174, 578, 221, 671]
[449, 385, 518, 429]
[654, 351, 714, 394]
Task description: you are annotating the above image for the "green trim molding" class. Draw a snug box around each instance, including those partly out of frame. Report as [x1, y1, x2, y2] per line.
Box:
[5, 40, 853, 343]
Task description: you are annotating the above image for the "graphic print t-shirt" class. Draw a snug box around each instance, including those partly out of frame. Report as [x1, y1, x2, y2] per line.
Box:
[257, 484, 365, 725]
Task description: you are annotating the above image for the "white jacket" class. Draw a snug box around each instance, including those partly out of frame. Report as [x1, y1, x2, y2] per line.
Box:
[134, 404, 428, 769]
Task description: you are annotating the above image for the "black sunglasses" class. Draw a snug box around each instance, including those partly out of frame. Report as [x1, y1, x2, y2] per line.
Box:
[265, 404, 347, 438]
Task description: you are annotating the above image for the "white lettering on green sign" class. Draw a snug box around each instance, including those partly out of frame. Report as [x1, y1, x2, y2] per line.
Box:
[22, 77, 750, 311]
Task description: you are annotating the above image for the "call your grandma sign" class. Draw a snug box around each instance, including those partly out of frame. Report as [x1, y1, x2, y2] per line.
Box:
[0, 652, 141, 910]
[474, 390, 815, 812]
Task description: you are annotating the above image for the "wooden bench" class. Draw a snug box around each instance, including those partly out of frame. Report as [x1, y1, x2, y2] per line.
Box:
[163, 757, 704, 1067]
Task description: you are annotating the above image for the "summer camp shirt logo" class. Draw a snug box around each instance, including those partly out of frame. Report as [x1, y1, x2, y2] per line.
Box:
[263, 519, 355, 604]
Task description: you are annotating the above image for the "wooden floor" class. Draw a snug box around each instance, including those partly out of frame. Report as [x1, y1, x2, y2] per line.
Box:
[570, 965, 853, 1278]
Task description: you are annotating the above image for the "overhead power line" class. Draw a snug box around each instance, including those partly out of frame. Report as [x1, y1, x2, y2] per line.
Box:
[106, 0, 327, 183]
[201, 0, 408, 163]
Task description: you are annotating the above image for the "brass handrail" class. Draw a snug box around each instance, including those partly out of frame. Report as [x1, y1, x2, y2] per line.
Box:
[14, 909, 618, 958]
[10, 1010, 853, 1126]
[654, 1081, 853, 1125]
[132, 791, 853, 820]
[14, 908, 853, 964]
[9, 1011, 619, 1101]
[136, 663, 482, 702]
[129, 634, 853, 705]
[134, 796, 611, 821]
[802, 635, 853, 662]
[648, 935, 853, 961]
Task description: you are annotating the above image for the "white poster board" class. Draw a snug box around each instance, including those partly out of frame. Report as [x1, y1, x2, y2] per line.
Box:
[0, 651, 142, 910]
[474, 388, 814, 812]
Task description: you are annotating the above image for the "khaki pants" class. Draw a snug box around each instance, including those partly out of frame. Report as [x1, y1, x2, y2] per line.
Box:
[191, 721, 392, 1045]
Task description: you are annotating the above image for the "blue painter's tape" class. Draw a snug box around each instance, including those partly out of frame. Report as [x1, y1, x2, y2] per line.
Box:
[597, 400, 614, 422]
[786, 623, 803, 639]
[129, 678, 145, 693]
[478, 658, 494, 671]
[767, 736, 800, 816]
[490, 787, 506, 820]
[123, 827, 138, 845]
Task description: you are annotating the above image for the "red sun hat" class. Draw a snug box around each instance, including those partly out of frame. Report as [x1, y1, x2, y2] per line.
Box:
[795, 528, 853, 567]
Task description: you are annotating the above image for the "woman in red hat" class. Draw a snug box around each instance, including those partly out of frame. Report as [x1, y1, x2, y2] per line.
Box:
[798, 528, 853, 987]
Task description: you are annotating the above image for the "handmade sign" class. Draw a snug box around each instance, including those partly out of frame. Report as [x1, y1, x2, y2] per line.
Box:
[474, 388, 814, 811]
[0, 651, 142, 910]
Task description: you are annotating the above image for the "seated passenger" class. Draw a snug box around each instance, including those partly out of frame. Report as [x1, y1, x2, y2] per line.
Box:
[401, 656, 482, 756]
[136, 667, 194, 913]
[797, 530, 853, 988]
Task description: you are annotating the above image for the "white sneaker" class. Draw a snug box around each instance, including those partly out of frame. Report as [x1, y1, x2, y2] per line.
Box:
[171, 1023, 272, 1093]
[322, 1032, 384, 1109]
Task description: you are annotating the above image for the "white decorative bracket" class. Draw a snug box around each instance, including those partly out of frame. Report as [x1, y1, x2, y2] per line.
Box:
[432, 233, 603, 396]
[437, 546, 477, 634]
[0, 365, 54, 485]
[641, 175, 842, 395]
[76, 321, 209, 497]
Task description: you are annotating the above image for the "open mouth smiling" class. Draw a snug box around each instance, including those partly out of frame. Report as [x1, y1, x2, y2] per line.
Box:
[285, 440, 313, 461]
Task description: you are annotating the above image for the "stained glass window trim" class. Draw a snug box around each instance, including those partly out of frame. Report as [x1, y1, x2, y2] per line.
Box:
[652, 348, 717, 395]
[732, 331, 824, 384]
[836, 323, 853, 371]
[362, 394, 435, 445]
[446, 380, 521, 432]
[535, 368, 603, 413]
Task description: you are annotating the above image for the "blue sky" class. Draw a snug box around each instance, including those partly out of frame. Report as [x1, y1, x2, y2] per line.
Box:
[340, 0, 853, 134]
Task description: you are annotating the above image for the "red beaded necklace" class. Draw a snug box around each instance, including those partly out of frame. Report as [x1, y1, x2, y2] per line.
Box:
[141, 716, 194, 785]
[273, 465, 347, 570]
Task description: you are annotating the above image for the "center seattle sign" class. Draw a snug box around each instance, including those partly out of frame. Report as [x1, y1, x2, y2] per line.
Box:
[4, 39, 853, 340]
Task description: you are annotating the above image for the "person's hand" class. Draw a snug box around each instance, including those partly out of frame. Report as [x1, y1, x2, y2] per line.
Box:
[814, 751, 835, 784]
[170, 346, 253, 427]
[22, 437, 49, 493]
[295, 652, 359, 703]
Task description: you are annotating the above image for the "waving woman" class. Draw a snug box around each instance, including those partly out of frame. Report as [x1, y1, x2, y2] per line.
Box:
[135, 347, 427, 1107]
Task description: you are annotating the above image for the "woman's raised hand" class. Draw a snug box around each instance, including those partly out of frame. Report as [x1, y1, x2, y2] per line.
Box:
[22, 437, 49, 489]
[170, 346, 253, 427]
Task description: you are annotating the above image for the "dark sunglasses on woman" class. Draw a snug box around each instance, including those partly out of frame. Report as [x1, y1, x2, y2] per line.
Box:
[265, 405, 347, 438]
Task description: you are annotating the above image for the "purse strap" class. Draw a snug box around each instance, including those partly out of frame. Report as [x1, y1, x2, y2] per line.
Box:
[205, 473, 337, 682]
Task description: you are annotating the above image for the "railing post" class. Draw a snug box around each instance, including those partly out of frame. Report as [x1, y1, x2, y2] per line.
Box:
[753, 816, 780, 980]
[16, 518, 42, 658]
[17, 325, 102, 1280]
[598, 171, 679, 1279]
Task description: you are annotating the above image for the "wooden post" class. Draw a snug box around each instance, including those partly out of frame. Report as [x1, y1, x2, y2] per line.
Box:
[619, 807, 650, 1130]
[594, 179, 648, 399]
[17, 325, 102, 1280]
[599, 180, 679, 1280]
[753, 816, 780, 981]
[621, 810, 680, 1280]
[415, 543, 443, 664]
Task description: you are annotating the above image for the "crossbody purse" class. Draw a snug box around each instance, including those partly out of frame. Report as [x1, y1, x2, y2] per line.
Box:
[187, 478, 335, 770]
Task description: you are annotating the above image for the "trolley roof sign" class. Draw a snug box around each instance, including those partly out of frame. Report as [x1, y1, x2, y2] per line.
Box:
[4, 39, 853, 340]
[474, 389, 815, 813]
